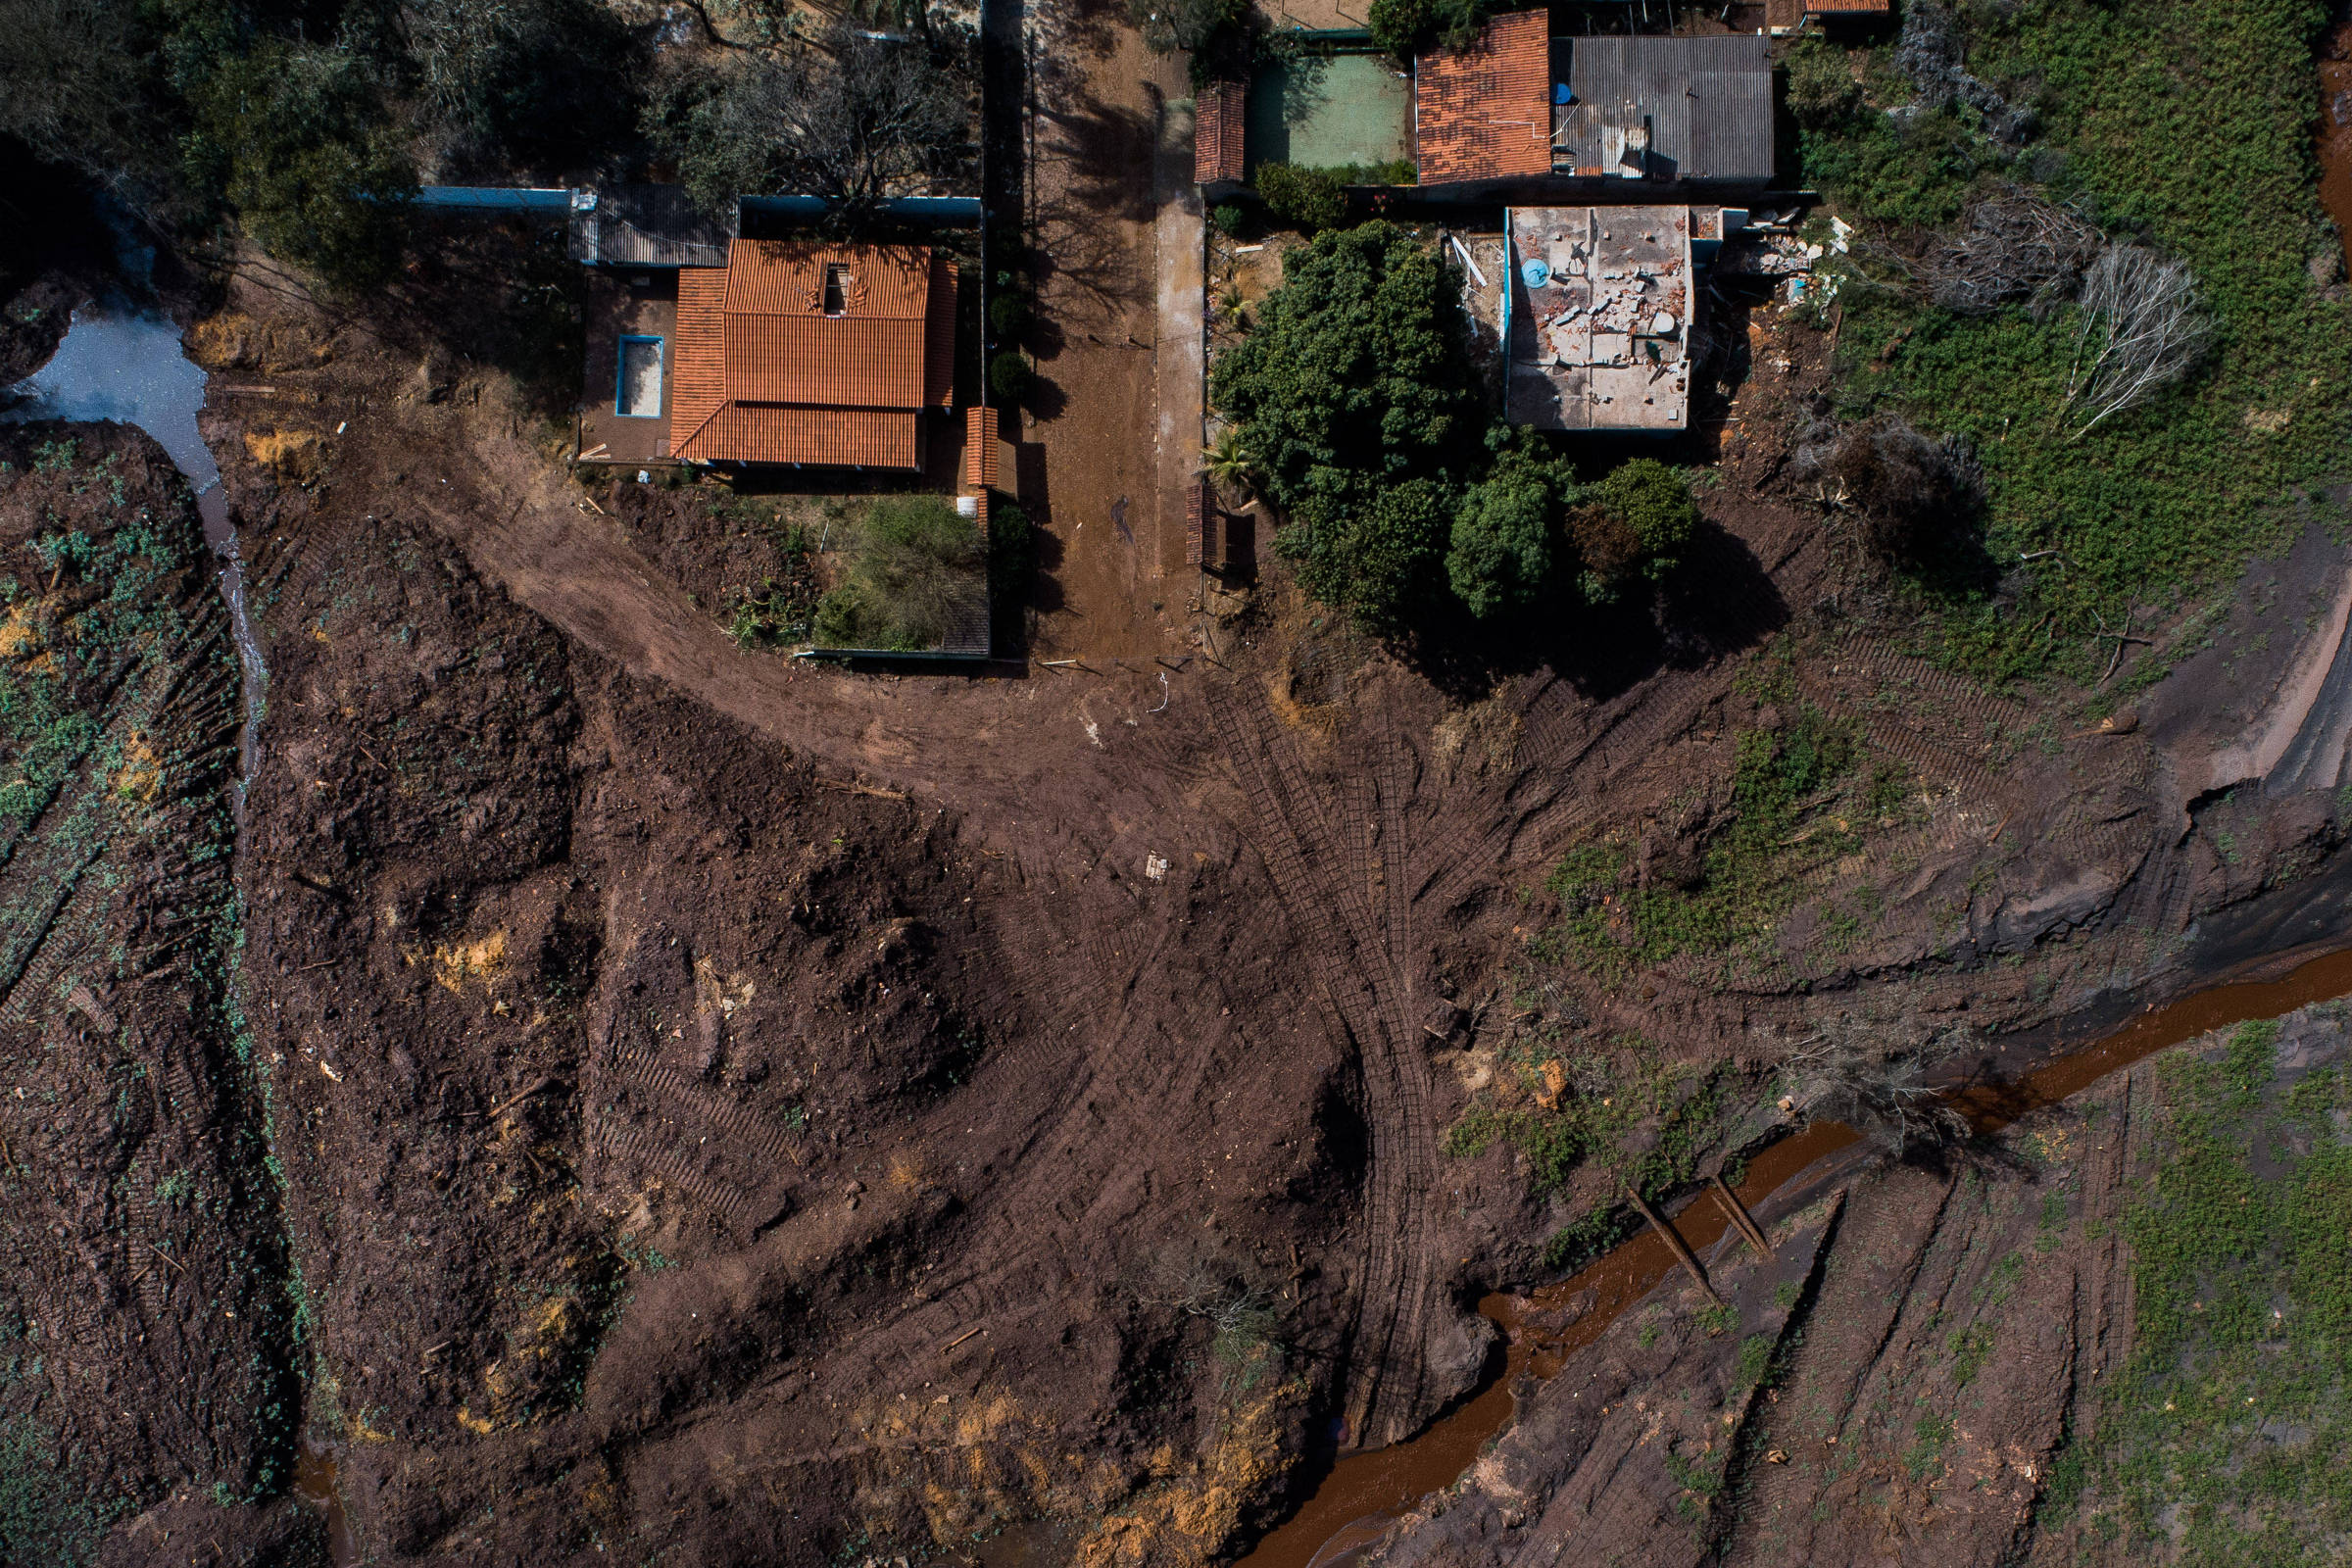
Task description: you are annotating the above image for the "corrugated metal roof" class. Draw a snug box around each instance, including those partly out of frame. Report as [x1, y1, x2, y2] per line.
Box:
[673, 405, 919, 467]
[1415, 11, 1552, 186]
[667, 240, 956, 469]
[1552, 35, 1774, 183]
[1196, 78, 1249, 184]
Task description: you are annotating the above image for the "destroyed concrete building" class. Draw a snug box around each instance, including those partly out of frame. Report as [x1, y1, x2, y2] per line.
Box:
[1503, 204, 1734, 433]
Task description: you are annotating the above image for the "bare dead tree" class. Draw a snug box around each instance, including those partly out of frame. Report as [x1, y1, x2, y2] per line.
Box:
[1776, 1011, 1972, 1158]
[2064, 243, 2211, 438]
[1793, 413, 1981, 564]
[1919, 190, 2102, 317]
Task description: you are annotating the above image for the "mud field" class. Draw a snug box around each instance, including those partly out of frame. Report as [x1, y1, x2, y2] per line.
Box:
[0, 150, 2348, 1568]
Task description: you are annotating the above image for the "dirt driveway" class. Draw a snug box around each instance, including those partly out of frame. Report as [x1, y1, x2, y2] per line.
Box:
[1018, 0, 1203, 660]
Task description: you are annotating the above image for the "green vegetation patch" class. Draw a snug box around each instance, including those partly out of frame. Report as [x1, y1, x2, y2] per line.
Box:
[811, 497, 987, 653]
[1796, 0, 2352, 685]
[1209, 223, 1695, 638]
[1445, 1031, 1740, 1207]
[1540, 702, 1900, 981]
[2058, 1014, 2352, 1557]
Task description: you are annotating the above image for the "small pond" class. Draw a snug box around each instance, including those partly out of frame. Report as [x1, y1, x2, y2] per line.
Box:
[3, 306, 268, 806]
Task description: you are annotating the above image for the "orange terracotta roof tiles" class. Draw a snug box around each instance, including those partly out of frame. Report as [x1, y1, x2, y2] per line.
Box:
[962, 405, 998, 491]
[1415, 10, 1552, 186]
[721, 241, 933, 318]
[667, 239, 958, 469]
[1807, 0, 1891, 11]
[671, 268, 727, 432]
[925, 258, 958, 408]
[673, 405, 918, 468]
[1195, 78, 1249, 185]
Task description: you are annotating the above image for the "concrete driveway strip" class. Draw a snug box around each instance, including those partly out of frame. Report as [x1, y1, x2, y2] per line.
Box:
[1154, 94, 1206, 589]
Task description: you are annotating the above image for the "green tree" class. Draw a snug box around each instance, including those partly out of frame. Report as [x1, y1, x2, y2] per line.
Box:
[1284, 475, 1455, 633]
[1574, 458, 1695, 598]
[1208, 220, 1477, 513]
[1366, 0, 1487, 62]
[184, 40, 417, 291]
[1447, 444, 1563, 618]
[1253, 163, 1348, 231]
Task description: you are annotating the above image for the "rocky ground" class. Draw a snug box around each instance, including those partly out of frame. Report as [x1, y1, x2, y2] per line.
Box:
[4, 155, 2352, 1568]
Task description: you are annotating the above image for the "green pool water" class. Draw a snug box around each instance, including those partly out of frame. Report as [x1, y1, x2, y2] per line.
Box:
[1245, 52, 1413, 173]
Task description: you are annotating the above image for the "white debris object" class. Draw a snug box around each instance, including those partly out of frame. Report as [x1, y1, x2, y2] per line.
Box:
[1145, 854, 1169, 882]
[1651, 311, 1679, 334]
[1447, 233, 1489, 287]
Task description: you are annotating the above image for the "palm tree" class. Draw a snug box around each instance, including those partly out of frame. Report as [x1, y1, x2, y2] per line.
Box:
[1201, 426, 1256, 504]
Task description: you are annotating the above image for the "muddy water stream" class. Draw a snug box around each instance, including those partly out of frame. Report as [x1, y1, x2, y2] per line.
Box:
[2325, 17, 2352, 270]
[1245, 944, 2352, 1568]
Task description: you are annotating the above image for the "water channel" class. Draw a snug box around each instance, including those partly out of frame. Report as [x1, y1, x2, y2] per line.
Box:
[1241, 943, 2352, 1568]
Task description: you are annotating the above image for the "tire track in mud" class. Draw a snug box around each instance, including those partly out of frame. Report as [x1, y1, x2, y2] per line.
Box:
[1207, 682, 1441, 1448]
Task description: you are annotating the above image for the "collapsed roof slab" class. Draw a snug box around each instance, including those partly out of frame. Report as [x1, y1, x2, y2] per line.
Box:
[1503, 205, 1696, 434]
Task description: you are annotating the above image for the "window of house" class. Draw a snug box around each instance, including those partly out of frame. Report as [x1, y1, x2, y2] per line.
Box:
[822, 264, 851, 317]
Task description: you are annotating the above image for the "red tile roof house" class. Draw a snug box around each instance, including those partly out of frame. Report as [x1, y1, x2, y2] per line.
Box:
[1194, 77, 1250, 196]
[1413, 13, 1775, 194]
[668, 238, 960, 471]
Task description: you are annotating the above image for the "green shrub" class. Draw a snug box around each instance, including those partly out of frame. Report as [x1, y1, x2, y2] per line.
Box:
[987, 291, 1029, 341]
[1211, 202, 1248, 237]
[1367, 0, 1487, 61]
[812, 497, 984, 651]
[988, 350, 1033, 405]
[1783, 34, 1863, 130]
[1592, 460, 1698, 576]
[1252, 162, 1348, 231]
[1447, 445, 1561, 618]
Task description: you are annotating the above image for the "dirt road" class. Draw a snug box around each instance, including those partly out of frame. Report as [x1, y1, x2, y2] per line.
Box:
[1019, 0, 1201, 660]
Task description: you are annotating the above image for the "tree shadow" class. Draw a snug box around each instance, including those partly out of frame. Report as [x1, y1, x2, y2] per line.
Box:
[1402, 514, 1793, 704]
[1024, 373, 1070, 421]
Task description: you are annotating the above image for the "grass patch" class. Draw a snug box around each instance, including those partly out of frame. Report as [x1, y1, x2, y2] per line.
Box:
[1446, 1032, 1740, 1218]
[1801, 0, 2352, 684]
[1540, 704, 1891, 979]
[810, 497, 987, 653]
[2059, 1016, 2352, 1555]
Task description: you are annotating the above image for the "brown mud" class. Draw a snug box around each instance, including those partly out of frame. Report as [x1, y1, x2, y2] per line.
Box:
[2, 138, 2348, 1561]
[2323, 16, 2352, 271]
[1250, 941, 2352, 1568]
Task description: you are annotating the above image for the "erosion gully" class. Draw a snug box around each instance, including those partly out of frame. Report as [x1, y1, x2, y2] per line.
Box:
[1244, 943, 2352, 1568]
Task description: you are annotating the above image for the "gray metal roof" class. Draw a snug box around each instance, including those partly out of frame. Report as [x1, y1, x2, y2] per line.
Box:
[1551, 35, 1774, 184]
[567, 184, 736, 269]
